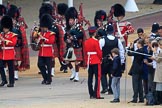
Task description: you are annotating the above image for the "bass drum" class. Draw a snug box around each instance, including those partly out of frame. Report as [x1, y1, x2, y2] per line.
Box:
[30, 26, 40, 51]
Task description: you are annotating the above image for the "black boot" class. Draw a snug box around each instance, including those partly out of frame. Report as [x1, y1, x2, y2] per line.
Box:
[0, 81, 8, 87]
[7, 84, 14, 87]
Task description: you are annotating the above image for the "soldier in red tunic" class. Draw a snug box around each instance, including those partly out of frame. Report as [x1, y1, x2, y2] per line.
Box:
[37, 14, 55, 85]
[38, 3, 68, 76]
[113, 4, 134, 47]
[0, 15, 17, 87]
[84, 26, 103, 99]
[7, 4, 29, 80]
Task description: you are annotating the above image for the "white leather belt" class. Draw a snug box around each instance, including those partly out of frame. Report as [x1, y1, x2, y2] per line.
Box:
[2, 47, 14, 50]
[87, 52, 97, 70]
[87, 52, 97, 55]
[41, 44, 52, 47]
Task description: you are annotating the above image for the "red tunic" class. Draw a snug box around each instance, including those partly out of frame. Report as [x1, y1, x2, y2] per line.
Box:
[114, 21, 134, 46]
[84, 37, 102, 65]
[0, 32, 17, 60]
[38, 31, 55, 57]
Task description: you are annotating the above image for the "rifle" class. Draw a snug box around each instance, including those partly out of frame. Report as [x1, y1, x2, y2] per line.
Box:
[78, 3, 91, 28]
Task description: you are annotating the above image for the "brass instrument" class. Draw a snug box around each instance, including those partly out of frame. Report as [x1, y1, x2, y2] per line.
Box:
[30, 22, 40, 51]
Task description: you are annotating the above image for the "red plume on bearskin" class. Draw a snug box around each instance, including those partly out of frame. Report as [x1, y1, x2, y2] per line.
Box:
[0, 4, 7, 16]
[94, 10, 106, 27]
[7, 4, 20, 20]
[57, 3, 68, 16]
[113, 3, 125, 17]
[39, 3, 53, 20]
[1, 15, 13, 31]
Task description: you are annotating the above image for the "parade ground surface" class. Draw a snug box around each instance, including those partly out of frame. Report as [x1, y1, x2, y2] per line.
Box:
[1, 0, 162, 108]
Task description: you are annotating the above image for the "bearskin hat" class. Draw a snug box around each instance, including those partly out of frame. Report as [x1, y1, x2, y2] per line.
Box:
[7, 4, 20, 20]
[40, 14, 53, 29]
[57, 3, 68, 16]
[39, 3, 53, 20]
[1, 15, 13, 30]
[0, 4, 7, 16]
[113, 4, 125, 17]
[65, 7, 78, 30]
[94, 10, 107, 27]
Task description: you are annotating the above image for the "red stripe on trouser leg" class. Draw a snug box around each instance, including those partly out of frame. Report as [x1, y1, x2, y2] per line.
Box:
[97, 64, 101, 98]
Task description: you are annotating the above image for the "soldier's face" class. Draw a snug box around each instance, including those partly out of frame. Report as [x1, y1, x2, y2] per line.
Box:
[3, 28, 10, 33]
[69, 18, 75, 26]
[40, 27, 48, 32]
[117, 16, 124, 21]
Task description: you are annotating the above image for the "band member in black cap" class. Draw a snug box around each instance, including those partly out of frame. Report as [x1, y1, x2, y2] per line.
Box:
[94, 10, 107, 39]
[113, 3, 134, 47]
[64, 7, 84, 82]
[7, 4, 29, 80]
[0, 15, 17, 87]
[37, 14, 55, 85]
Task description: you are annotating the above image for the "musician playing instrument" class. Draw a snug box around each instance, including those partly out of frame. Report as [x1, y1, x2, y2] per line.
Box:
[7, 4, 29, 80]
[64, 7, 84, 82]
[0, 16, 17, 87]
[37, 3, 67, 76]
[36, 14, 55, 85]
[94, 10, 107, 39]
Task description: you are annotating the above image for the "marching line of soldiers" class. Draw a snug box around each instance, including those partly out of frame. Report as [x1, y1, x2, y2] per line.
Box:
[0, 1, 136, 101]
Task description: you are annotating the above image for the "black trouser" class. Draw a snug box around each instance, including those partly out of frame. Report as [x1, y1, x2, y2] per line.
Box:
[0, 60, 14, 84]
[38, 57, 52, 82]
[101, 63, 112, 92]
[132, 74, 144, 101]
[88, 64, 101, 98]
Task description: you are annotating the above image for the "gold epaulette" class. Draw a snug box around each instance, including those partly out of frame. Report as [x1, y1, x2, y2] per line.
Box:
[11, 32, 18, 37]
[50, 31, 56, 35]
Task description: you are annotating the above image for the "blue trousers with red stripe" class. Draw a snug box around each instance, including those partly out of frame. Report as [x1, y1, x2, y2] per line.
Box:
[88, 64, 101, 98]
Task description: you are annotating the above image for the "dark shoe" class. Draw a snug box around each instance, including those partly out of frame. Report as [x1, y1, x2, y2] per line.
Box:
[70, 77, 75, 81]
[108, 91, 113, 95]
[63, 69, 68, 73]
[138, 100, 144, 103]
[60, 66, 64, 71]
[96, 97, 104, 99]
[38, 72, 41, 74]
[41, 80, 46, 85]
[110, 99, 120, 103]
[101, 89, 108, 94]
[7, 84, 14, 87]
[45, 81, 51, 85]
[14, 78, 18, 81]
[0, 81, 8, 87]
[128, 100, 137, 103]
[74, 79, 79, 82]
